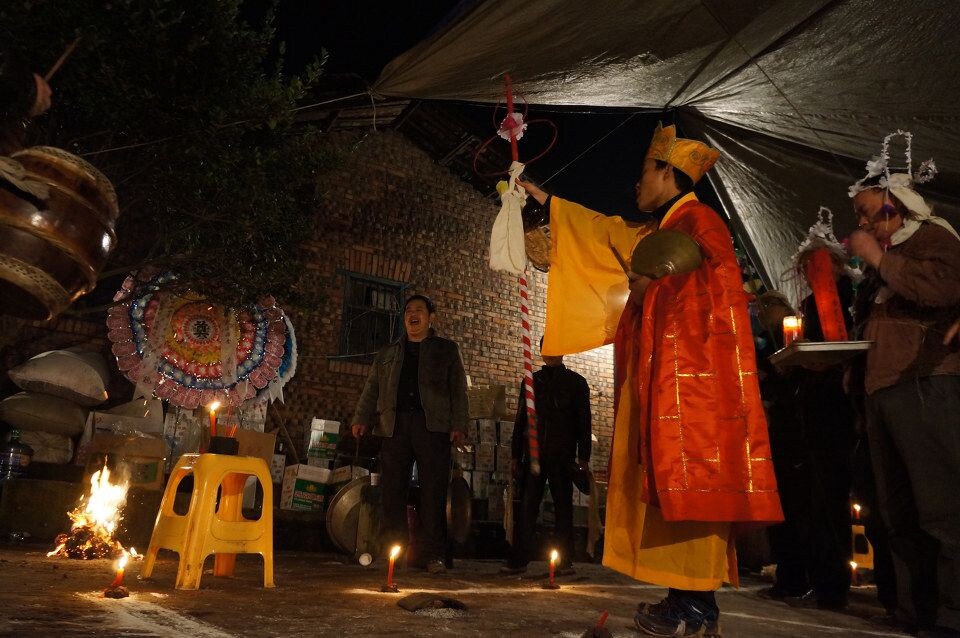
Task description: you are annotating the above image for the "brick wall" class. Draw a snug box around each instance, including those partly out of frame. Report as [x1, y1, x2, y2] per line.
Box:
[280, 130, 615, 468]
[0, 129, 616, 469]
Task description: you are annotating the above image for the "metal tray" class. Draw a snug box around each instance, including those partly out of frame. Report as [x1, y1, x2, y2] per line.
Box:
[769, 340, 872, 368]
[326, 475, 370, 554]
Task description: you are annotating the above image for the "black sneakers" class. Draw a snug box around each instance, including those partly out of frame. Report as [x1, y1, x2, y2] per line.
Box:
[634, 597, 722, 637]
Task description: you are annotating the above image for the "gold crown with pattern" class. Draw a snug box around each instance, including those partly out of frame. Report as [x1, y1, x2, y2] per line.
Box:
[645, 123, 720, 184]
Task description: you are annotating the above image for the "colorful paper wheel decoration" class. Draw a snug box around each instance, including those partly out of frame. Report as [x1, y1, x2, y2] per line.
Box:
[107, 271, 297, 408]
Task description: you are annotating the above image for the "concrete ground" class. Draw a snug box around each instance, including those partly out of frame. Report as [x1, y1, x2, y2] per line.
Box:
[0, 546, 909, 638]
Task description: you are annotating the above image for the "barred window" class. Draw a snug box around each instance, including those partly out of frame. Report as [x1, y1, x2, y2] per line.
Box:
[338, 272, 406, 361]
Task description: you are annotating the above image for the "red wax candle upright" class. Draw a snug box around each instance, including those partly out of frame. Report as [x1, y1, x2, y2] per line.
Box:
[549, 549, 558, 586]
[387, 545, 401, 587]
[110, 554, 128, 588]
[208, 401, 221, 438]
[782, 316, 803, 346]
[803, 248, 848, 341]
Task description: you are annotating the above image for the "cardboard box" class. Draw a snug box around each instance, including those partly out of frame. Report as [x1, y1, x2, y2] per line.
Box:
[487, 484, 505, 521]
[104, 399, 165, 434]
[475, 443, 495, 472]
[83, 432, 166, 491]
[495, 444, 512, 471]
[498, 420, 515, 443]
[477, 419, 498, 444]
[472, 471, 490, 497]
[306, 419, 340, 468]
[280, 464, 334, 512]
[269, 453, 286, 484]
[235, 429, 277, 466]
[468, 386, 507, 419]
[330, 464, 369, 485]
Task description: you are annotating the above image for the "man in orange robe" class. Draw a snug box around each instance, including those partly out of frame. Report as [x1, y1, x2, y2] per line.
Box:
[520, 124, 782, 637]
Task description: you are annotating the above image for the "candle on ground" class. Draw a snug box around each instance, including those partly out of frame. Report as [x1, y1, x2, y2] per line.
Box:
[853, 503, 862, 520]
[110, 554, 129, 588]
[549, 549, 558, 586]
[386, 545, 401, 587]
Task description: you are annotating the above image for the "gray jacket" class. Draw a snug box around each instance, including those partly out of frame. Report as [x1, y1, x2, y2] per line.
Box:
[351, 332, 469, 437]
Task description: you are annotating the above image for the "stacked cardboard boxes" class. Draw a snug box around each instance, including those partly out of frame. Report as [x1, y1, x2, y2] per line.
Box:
[454, 418, 518, 523]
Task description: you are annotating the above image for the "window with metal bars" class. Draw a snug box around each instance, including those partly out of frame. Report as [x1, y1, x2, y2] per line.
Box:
[338, 271, 406, 362]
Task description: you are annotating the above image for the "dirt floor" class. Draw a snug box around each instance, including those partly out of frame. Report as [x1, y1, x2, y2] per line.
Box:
[0, 546, 909, 637]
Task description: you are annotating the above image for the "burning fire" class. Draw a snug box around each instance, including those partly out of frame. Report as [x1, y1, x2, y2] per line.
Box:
[47, 464, 131, 560]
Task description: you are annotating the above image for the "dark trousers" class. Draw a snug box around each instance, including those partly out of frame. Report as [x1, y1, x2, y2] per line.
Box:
[866, 376, 960, 630]
[766, 376, 854, 604]
[379, 410, 451, 563]
[851, 435, 898, 612]
[509, 460, 574, 568]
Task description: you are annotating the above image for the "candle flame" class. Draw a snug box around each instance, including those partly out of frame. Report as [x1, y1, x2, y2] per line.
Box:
[850, 561, 858, 570]
[853, 504, 862, 513]
[389, 545, 402, 560]
[550, 549, 559, 563]
[117, 554, 129, 570]
[209, 401, 221, 412]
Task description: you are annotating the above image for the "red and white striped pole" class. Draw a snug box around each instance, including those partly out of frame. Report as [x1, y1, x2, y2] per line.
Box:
[504, 74, 540, 476]
[519, 271, 540, 476]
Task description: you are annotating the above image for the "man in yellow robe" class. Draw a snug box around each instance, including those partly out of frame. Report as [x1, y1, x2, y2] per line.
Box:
[519, 124, 782, 637]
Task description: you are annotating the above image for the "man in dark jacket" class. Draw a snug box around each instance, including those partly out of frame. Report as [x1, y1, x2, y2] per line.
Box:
[351, 295, 468, 574]
[502, 342, 591, 574]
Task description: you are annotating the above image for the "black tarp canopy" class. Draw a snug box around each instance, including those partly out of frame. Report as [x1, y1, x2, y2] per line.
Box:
[372, 0, 960, 290]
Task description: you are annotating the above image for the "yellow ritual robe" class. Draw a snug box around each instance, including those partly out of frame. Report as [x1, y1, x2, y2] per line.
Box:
[544, 196, 747, 590]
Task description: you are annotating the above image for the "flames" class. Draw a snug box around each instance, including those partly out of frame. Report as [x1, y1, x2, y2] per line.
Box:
[47, 464, 131, 560]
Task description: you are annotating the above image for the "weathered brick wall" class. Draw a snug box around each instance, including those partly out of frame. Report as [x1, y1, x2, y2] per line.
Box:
[0, 130, 616, 469]
[280, 130, 615, 468]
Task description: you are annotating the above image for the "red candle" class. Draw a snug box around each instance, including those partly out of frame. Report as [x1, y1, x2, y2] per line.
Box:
[853, 503, 862, 520]
[387, 545, 401, 587]
[803, 247, 848, 341]
[110, 554, 129, 588]
[850, 560, 859, 586]
[549, 549, 558, 587]
[208, 401, 221, 437]
[782, 316, 803, 346]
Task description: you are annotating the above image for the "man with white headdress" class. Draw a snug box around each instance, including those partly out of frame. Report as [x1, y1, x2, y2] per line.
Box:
[847, 131, 960, 636]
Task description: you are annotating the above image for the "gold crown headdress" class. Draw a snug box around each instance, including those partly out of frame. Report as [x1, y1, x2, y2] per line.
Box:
[848, 129, 937, 198]
[645, 123, 720, 184]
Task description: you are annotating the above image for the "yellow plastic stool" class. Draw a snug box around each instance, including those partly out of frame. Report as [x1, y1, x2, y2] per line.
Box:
[141, 453, 275, 590]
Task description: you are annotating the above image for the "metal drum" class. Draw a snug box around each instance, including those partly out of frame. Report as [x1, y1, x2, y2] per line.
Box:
[0, 146, 119, 320]
[326, 475, 371, 554]
[446, 475, 472, 544]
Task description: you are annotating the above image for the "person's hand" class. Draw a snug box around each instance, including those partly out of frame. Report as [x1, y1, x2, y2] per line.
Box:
[351, 423, 367, 439]
[28, 74, 52, 117]
[449, 429, 465, 445]
[848, 230, 884, 269]
[628, 275, 652, 307]
[516, 178, 548, 205]
[944, 318, 960, 346]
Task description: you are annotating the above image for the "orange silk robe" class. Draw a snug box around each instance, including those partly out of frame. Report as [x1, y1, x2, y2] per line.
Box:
[544, 194, 782, 589]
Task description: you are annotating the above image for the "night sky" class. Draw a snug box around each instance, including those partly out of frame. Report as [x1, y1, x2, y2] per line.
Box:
[260, 0, 723, 222]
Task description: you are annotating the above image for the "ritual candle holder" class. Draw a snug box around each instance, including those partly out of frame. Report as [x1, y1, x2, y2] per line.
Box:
[208, 436, 239, 455]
